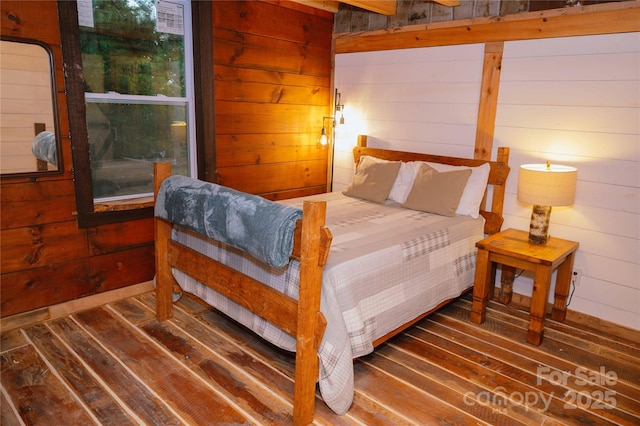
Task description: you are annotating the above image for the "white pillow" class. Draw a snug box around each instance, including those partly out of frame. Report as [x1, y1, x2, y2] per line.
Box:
[425, 162, 490, 218]
[358, 156, 420, 203]
[353, 155, 491, 217]
[388, 161, 421, 203]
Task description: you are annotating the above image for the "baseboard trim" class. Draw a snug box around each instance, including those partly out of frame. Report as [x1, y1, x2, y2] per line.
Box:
[493, 288, 640, 342]
[1, 281, 154, 332]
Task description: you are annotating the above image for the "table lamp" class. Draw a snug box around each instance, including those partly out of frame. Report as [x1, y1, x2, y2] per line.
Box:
[517, 161, 577, 244]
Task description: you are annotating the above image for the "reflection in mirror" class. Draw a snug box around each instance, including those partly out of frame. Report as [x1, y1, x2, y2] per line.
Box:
[0, 39, 61, 175]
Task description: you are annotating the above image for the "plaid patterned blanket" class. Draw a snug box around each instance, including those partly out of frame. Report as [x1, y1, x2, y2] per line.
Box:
[171, 192, 484, 414]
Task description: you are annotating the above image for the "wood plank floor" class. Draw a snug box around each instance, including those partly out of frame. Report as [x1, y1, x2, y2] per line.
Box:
[2, 291, 639, 425]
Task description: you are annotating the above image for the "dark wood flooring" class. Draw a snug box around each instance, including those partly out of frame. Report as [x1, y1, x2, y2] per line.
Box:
[2, 291, 639, 425]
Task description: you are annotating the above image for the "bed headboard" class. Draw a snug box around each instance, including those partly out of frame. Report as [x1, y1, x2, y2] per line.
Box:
[352, 144, 510, 235]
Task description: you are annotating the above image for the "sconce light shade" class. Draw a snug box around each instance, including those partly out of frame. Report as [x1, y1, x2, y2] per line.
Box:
[517, 162, 577, 244]
[319, 89, 345, 147]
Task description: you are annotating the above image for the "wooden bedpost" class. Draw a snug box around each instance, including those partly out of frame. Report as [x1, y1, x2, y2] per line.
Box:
[491, 147, 510, 222]
[154, 162, 174, 321]
[294, 200, 329, 425]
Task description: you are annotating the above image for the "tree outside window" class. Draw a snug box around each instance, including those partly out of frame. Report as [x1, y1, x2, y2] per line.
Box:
[79, 0, 194, 200]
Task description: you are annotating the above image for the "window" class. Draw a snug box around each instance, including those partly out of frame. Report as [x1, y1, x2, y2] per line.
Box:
[78, 0, 195, 200]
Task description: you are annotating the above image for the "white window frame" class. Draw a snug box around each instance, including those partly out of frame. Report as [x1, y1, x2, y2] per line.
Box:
[82, 0, 197, 202]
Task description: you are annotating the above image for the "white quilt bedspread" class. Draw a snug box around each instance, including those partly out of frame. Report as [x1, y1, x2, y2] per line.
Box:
[171, 192, 484, 414]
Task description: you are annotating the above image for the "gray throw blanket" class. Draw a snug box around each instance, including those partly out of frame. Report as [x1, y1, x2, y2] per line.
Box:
[32, 131, 57, 166]
[155, 175, 302, 268]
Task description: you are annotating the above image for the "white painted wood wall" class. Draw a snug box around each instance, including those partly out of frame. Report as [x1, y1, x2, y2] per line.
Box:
[333, 32, 639, 330]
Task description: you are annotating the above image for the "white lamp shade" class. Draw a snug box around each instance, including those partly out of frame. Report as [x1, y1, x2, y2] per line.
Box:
[517, 163, 577, 207]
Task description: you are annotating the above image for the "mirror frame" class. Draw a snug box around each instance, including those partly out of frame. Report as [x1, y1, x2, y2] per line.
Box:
[0, 36, 64, 179]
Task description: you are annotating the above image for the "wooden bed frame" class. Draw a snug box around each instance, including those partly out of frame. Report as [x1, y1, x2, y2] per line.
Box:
[353, 145, 510, 236]
[153, 144, 510, 425]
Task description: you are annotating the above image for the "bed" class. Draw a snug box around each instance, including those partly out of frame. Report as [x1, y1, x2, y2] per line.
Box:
[153, 142, 510, 424]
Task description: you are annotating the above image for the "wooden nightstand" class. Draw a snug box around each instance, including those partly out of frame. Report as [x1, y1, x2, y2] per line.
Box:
[470, 228, 579, 345]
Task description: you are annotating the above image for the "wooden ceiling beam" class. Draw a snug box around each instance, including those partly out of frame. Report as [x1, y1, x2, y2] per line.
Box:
[290, 0, 395, 15]
[290, 0, 460, 15]
[341, 0, 396, 15]
[290, 1, 340, 14]
[334, 1, 640, 53]
[435, 0, 461, 6]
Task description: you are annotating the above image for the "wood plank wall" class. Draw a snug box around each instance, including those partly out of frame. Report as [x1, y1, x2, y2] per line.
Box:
[332, 2, 640, 330]
[495, 32, 639, 330]
[4, 0, 630, 321]
[332, 42, 487, 188]
[334, 0, 623, 32]
[212, 1, 334, 200]
[0, 0, 334, 318]
[1, 1, 154, 318]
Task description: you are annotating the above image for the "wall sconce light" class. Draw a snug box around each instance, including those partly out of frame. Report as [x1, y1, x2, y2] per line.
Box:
[319, 124, 329, 146]
[517, 161, 578, 244]
[319, 89, 344, 146]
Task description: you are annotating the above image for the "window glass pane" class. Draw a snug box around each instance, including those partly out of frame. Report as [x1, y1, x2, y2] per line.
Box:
[88, 101, 189, 199]
[78, 0, 194, 202]
[80, 0, 185, 97]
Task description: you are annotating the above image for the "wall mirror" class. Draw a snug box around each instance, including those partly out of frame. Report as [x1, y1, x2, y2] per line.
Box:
[0, 38, 62, 176]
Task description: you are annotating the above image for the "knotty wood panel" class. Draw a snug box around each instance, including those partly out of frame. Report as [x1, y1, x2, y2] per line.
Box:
[0, 195, 77, 229]
[214, 64, 331, 88]
[212, 1, 333, 198]
[0, 0, 333, 317]
[217, 160, 328, 194]
[88, 245, 155, 291]
[1, 221, 89, 273]
[1, 261, 89, 317]
[216, 102, 327, 135]
[264, 186, 329, 201]
[214, 0, 333, 47]
[0, 0, 60, 44]
[1, 1, 83, 317]
[215, 28, 330, 75]
[88, 217, 154, 255]
[215, 80, 331, 106]
[1, 245, 154, 317]
[215, 133, 328, 168]
[0, 179, 76, 228]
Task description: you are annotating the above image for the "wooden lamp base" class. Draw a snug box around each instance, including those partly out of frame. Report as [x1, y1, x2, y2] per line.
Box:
[528, 205, 552, 244]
